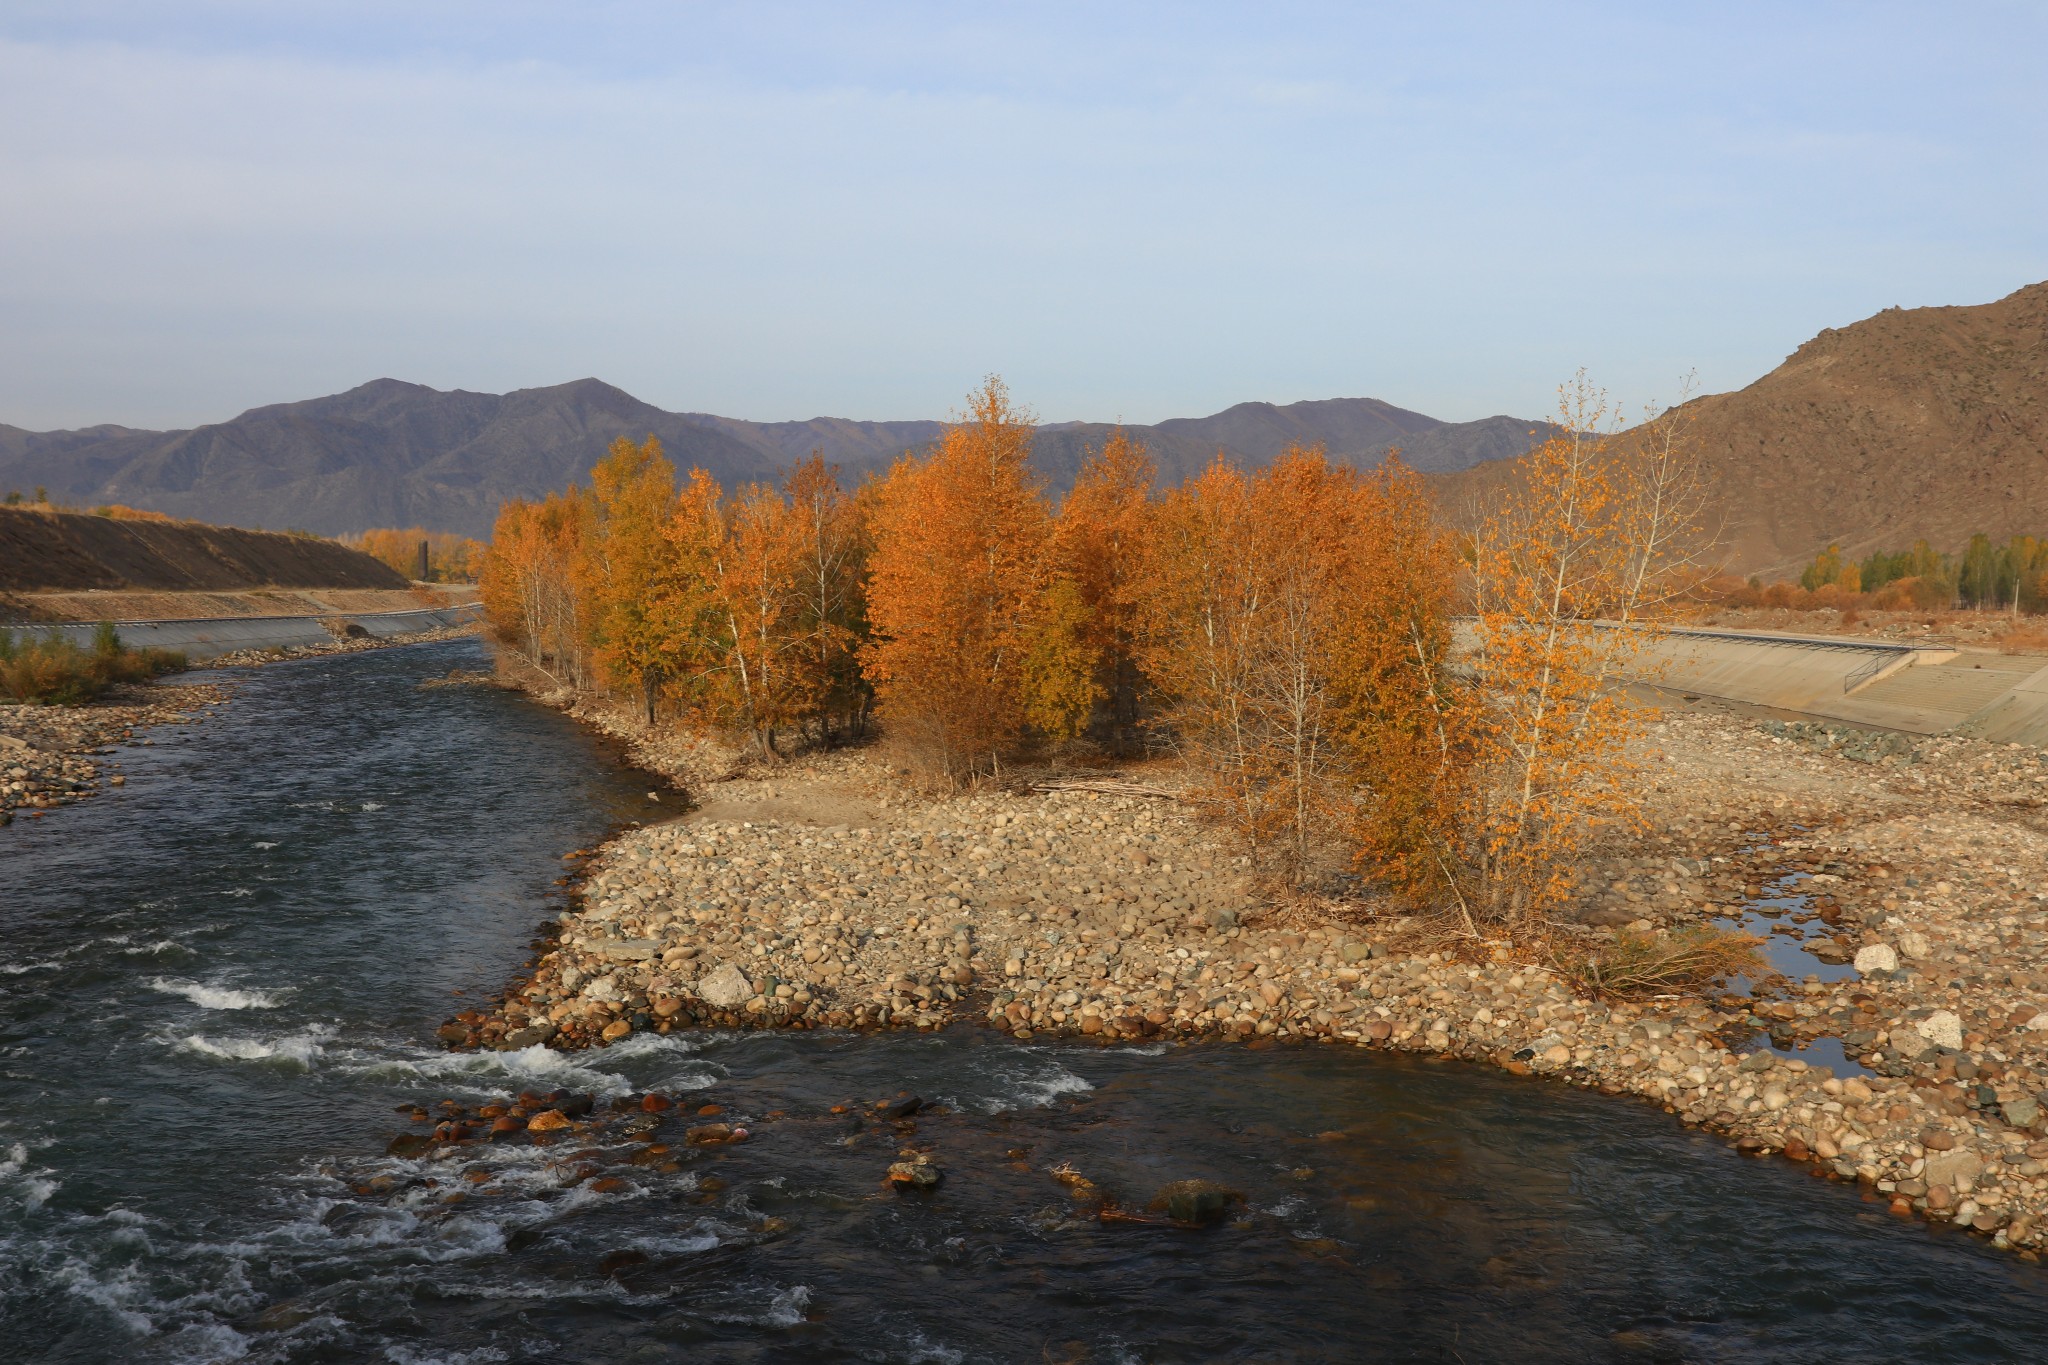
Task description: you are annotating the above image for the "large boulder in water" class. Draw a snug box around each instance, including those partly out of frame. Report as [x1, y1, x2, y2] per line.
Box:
[695, 962, 754, 1009]
[1149, 1179, 1241, 1226]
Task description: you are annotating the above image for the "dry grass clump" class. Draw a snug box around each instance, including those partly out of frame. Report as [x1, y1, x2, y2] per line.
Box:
[1562, 926, 1764, 997]
[0, 623, 186, 704]
[1999, 624, 2048, 656]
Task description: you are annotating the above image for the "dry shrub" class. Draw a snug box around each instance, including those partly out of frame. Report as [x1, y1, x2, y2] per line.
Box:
[1562, 925, 1763, 997]
[1999, 624, 2048, 655]
[0, 623, 186, 704]
[89, 504, 179, 522]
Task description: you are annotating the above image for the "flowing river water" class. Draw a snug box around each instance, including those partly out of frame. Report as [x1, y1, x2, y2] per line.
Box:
[6, 639, 2048, 1363]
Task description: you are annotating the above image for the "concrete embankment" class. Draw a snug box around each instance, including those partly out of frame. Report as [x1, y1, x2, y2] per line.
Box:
[1626, 626, 2048, 743]
[2, 603, 484, 661]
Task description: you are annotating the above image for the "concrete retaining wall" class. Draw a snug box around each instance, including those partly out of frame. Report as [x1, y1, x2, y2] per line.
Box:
[0, 603, 483, 661]
[1958, 664, 2048, 747]
[1630, 628, 1955, 718]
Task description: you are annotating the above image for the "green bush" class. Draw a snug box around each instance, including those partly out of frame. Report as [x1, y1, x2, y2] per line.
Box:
[0, 622, 187, 704]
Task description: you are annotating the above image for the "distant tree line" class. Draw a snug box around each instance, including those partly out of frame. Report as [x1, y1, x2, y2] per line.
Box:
[342, 528, 486, 582]
[1796, 535, 2048, 611]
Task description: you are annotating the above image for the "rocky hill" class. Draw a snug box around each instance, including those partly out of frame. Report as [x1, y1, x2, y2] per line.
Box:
[0, 507, 409, 595]
[0, 381, 1546, 538]
[1440, 281, 2048, 576]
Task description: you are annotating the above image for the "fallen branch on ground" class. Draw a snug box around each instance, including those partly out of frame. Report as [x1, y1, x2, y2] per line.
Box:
[1028, 778, 1184, 799]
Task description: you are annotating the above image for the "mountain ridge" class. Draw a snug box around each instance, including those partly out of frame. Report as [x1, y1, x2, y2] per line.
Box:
[1433, 281, 2048, 576]
[0, 385, 1547, 538]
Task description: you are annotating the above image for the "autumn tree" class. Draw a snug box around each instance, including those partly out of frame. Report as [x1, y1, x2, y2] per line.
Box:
[1051, 430, 1154, 753]
[862, 377, 1051, 782]
[479, 491, 592, 689]
[1135, 447, 1460, 885]
[1327, 464, 1474, 917]
[580, 435, 679, 723]
[702, 480, 807, 755]
[784, 454, 871, 741]
[1459, 373, 1718, 930]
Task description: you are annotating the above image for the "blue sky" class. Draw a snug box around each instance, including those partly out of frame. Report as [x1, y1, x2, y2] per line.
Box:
[2, 1, 2042, 430]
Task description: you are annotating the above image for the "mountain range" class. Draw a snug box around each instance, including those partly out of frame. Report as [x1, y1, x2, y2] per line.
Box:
[0, 385, 1546, 539]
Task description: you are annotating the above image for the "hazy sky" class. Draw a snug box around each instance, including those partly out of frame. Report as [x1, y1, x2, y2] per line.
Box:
[3, 2, 2042, 431]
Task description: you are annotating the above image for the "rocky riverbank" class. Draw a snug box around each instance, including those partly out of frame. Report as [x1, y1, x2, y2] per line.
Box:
[208, 620, 479, 667]
[448, 691, 2048, 1254]
[1, 682, 231, 823]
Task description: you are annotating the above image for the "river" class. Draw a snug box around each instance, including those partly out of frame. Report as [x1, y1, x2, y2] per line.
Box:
[4, 638, 2047, 1363]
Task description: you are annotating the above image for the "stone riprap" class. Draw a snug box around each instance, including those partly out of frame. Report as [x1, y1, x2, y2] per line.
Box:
[208, 621, 477, 668]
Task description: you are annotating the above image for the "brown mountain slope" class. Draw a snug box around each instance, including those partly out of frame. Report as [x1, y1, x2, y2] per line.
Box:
[0, 508, 410, 594]
[1437, 281, 2048, 576]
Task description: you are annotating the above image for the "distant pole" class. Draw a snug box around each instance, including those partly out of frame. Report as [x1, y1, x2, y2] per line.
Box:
[418, 539, 430, 581]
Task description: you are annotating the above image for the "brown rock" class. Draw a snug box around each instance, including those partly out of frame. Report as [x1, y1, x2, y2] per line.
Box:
[1364, 1020, 1393, 1042]
[652, 998, 684, 1018]
[1920, 1129, 1956, 1151]
[640, 1092, 672, 1112]
[1926, 1184, 1954, 1211]
[601, 1019, 633, 1041]
[526, 1109, 572, 1133]
[1782, 1137, 1811, 1162]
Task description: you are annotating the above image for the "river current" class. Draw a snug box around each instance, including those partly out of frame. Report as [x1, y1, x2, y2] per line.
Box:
[5, 639, 2048, 1363]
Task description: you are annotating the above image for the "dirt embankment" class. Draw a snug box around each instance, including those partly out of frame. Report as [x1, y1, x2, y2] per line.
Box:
[2, 584, 477, 624]
[0, 507, 409, 598]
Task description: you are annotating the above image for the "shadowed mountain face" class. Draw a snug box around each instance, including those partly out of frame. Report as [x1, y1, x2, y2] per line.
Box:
[0, 381, 1545, 538]
[1435, 281, 2048, 576]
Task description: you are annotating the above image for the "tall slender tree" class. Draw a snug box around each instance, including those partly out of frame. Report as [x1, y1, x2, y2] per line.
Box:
[580, 435, 679, 723]
[784, 454, 871, 742]
[862, 377, 1050, 781]
[1052, 430, 1154, 754]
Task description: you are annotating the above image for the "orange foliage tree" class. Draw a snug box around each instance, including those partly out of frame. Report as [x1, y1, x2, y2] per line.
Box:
[1136, 446, 1462, 885]
[1460, 374, 1716, 930]
[1051, 430, 1154, 753]
[673, 476, 806, 755]
[479, 490, 592, 689]
[783, 455, 872, 741]
[580, 436, 679, 723]
[862, 377, 1052, 781]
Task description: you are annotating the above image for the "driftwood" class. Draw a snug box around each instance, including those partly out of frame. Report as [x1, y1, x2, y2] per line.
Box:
[1028, 777, 1183, 800]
